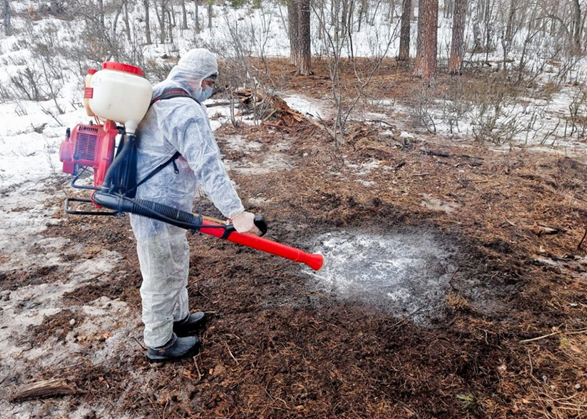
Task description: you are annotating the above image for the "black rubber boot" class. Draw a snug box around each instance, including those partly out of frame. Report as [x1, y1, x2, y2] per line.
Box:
[173, 311, 206, 337]
[146, 334, 200, 362]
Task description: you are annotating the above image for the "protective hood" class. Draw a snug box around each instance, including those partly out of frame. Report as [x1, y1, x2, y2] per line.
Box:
[163, 48, 218, 99]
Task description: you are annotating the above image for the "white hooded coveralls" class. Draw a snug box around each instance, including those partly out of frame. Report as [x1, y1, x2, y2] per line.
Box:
[130, 49, 244, 348]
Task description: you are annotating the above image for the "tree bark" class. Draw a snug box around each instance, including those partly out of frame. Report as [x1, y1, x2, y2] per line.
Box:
[123, 1, 132, 41]
[208, 2, 212, 30]
[288, 0, 311, 75]
[181, 0, 188, 29]
[155, 0, 167, 44]
[167, 8, 174, 43]
[500, 0, 516, 72]
[572, 0, 582, 54]
[288, 0, 300, 66]
[358, 0, 369, 31]
[97, 0, 106, 35]
[471, 0, 481, 52]
[2, 0, 10, 36]
[448, 0, 466, 75]
[112, 0, 126, 40]
[11, 379, 78, 402]
[193, 0, 200, 33]
[415, 0, 423, 68]
[398, 0, 412, 61]
[143, 0, 152, 44]
[504, 0, 515, 45]
[414, 0, 438, 79]
[298, 0, 312, 75]
[483, 0, 491, 61]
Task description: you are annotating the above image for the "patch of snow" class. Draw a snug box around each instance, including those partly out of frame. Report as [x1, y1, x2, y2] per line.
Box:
[283, 94, 327, 119]
[224, 135, 264, 152]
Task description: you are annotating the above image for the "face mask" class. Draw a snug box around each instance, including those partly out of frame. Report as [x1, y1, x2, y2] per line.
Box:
[196, 85, 213, 102]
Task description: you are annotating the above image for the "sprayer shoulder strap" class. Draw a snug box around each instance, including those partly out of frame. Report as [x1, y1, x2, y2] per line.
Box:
[149, 87, 200, 106]
[133, 88, 200, 191]
[134, 151, 181, 191]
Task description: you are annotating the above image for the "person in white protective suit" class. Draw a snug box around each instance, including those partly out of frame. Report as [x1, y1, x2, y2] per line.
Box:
[130, 48, 260, 362]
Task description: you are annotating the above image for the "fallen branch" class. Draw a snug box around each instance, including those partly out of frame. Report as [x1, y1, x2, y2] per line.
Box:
[420, 148, 451, 158]
[11, 379, 82, 402]
[520, 327, 587, 344]
[520, 330, 562, 344]
[206, 101, 232, 108]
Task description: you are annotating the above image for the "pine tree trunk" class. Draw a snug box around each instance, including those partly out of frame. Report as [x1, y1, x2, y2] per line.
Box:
[208, 2, 212, 30]
[157, 2, 166, 44]
[298, 0, 312, 75]
[504, 0, 515, 44]
[572, 0, 582, 55]
[112, 1, 124, 39]
[471, 0, 481, 52]
[288, 0, 300, 66]
[144, 0, 152, 44]
[193, 0, 200, 33]
[448, 0, 466, 75]
[167, 9, 174, 43]
[501, 0, 516, 72]
[123, 1, 132, 42]
[98, 0, 105, 31]
[3, 0, 11, 36]
[181, 0, 188, 29]
[288, 0, 311, 74]
[358, 0, 369, 32]
[414, 0, 424, 72]
[414, 0, 438, 79]
[483, 0, 491, 60]
[398, 0, 412, 61]
[340, 0, 348, 39]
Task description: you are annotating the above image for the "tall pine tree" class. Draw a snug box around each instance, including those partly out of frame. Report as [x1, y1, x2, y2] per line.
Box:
[448, 0, 467, 75]
[414, 0, 438, 79]
[288, 0, 312, 75]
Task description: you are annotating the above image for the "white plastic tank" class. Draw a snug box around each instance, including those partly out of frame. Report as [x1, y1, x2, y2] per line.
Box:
[88, 62, 153, 134]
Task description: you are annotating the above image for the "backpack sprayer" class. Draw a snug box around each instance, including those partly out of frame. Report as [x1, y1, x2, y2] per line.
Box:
[59, 62, 324, 271]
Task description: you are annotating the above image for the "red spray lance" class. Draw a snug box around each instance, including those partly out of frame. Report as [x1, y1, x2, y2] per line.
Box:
[90, 192, 324, 271]
[60, 62, 324, 271]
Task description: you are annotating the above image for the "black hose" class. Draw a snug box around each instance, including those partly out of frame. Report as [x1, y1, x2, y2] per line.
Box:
[102, 133, 137, 195]
[102, 140, 130, 188]
[93, 191, 206, 231]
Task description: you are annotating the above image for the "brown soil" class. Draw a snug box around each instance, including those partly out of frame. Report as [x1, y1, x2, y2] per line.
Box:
[9, 59, 587, 418]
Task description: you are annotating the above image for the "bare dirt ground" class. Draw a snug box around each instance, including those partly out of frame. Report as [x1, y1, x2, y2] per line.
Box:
[3, 58, 587, 418]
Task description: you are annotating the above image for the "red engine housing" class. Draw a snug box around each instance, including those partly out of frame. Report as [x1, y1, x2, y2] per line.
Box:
[60, 120, 119, 187]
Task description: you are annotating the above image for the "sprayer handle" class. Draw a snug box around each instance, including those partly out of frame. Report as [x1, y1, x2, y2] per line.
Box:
[254, 215, 268, 237]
